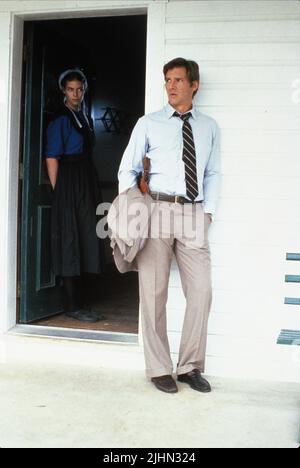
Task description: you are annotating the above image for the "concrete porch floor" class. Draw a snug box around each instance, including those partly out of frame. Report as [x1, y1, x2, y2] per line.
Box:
[0, 361, 299, 448]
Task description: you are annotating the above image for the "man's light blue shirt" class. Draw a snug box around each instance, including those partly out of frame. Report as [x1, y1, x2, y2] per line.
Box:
[118, 103, 221, 216]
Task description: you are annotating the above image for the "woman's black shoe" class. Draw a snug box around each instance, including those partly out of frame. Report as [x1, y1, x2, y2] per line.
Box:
[65, 309, 104, 323]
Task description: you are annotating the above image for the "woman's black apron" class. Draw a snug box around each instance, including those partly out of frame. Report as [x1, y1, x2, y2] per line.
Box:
[51, 107, 104, 277]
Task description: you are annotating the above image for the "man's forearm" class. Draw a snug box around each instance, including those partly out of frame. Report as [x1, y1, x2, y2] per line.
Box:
[118, 117, 148, 194]
[45, 158, 59, 189]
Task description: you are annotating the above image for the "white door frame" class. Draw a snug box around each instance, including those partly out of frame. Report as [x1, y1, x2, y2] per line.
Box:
[2, 1, 167, 337]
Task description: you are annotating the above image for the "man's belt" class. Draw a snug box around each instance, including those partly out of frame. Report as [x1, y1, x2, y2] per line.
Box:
[150, 192, 202, 205]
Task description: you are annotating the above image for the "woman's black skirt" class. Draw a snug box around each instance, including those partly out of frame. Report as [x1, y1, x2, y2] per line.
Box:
[51, 155, 105, 277]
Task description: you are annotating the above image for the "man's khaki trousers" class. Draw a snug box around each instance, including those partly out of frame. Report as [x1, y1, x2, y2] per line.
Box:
[137, 200, 212, 379]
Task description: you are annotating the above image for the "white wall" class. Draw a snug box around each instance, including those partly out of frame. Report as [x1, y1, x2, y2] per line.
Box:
[0, 12, 14, 333]
[0, 0, 299, 382]
[165, 0, 300, 381]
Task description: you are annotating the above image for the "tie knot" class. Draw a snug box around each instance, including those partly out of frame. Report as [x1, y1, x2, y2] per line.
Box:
[173, 111, 192, 122]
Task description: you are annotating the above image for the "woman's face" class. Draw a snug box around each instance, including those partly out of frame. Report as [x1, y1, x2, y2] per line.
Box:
[63, 79, 85, 110]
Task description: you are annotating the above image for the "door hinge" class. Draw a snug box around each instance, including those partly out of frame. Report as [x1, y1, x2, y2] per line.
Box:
[19, 162, 24, 180]
[17, 283, 21, 299]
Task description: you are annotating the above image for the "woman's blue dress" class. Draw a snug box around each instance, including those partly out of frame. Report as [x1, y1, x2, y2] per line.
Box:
[45, 106, 104, 277]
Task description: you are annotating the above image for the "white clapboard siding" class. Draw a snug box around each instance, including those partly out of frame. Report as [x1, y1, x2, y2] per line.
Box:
[167, 283, 282, 313]
[221, 155, 300, 177]
[211, 289, 281, 315]
[220, 130, 299, 154]
[280, 307, 300, 330]
[203, 349, 299, 381]
[210, 244, 286, 270]
[207, 221, 300, 247]
[194, 88, 297, 107]
[284, 282, 300, 297]
[285, 261, 300, 275]
[168, 264, 283, 292]
[167, 0, 300, 22]
[199, 66, 300, 86]
[165, 0, 300, 381]
[169, 331, 276, 358]
[167, 43, 300, 63]
[203, 111, 300, 132]
[166, 19, 300, 42]
[216, 198, 300, 223]
[168, 306, 281, 335]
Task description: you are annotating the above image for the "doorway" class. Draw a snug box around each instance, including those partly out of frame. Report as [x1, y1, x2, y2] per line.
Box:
[19, 15, 147, 336]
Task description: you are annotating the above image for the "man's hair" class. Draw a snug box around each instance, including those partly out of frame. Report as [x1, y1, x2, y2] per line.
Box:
[163, 58, 200, 97]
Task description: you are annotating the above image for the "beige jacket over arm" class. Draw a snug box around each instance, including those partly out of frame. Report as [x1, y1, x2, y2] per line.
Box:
[107, 186, 153, 273]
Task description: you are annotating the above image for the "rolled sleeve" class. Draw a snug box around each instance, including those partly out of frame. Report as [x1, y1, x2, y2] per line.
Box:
[45, 116, 69, 158]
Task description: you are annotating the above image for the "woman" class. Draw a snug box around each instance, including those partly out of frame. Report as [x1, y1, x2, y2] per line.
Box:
[45, 69, 104, 323]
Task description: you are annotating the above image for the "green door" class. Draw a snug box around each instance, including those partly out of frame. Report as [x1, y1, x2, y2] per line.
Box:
[20, 22, 92, 323]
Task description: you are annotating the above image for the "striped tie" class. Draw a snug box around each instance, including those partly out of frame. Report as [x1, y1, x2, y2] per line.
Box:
[174, 112, 199, 202]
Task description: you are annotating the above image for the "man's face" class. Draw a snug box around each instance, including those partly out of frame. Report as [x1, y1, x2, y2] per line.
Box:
[165, 67, 199, 109]
[63, 80, 85, 109]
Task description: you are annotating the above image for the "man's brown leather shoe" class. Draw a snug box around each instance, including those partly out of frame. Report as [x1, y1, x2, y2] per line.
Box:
[178, 369, 211, 393]
[151, 375, 178, 394]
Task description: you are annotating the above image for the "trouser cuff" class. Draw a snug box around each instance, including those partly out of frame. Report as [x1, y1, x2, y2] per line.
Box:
[177, 364, 204, 376]
[146, 368, 174, 379]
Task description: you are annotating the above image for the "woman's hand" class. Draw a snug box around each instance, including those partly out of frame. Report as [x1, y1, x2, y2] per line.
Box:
[45, 158, 59, 190]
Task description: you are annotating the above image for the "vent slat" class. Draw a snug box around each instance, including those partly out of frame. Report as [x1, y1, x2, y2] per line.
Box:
[277, 329, 300, 345]
[285, 297, 300, 305]
[285, 275, 300, 283]
[286, 253, 300, 261]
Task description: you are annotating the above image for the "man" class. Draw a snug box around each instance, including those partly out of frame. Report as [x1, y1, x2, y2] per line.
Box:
[118, 58, 220, 394]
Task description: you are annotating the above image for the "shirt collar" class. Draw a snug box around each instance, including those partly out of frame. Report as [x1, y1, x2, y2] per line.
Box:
[165, 102, 197, 120]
